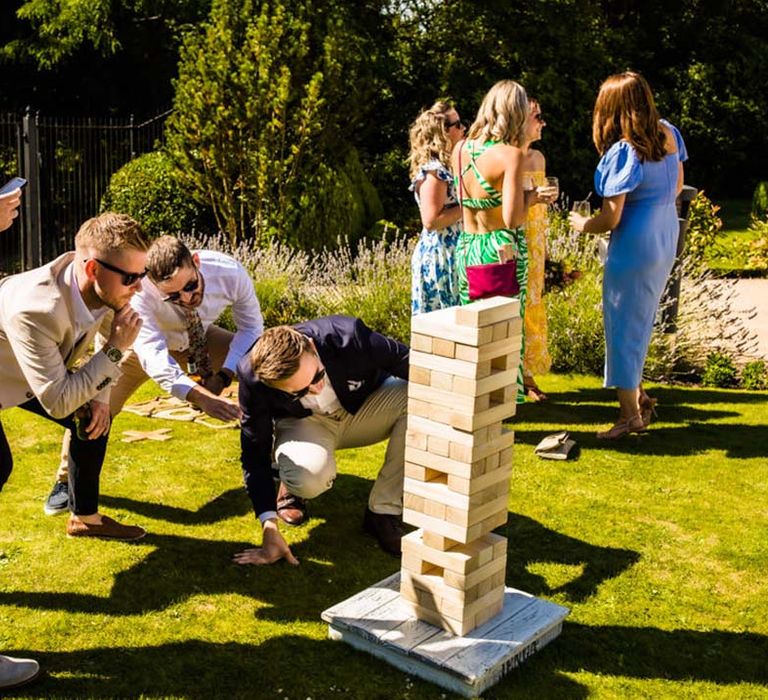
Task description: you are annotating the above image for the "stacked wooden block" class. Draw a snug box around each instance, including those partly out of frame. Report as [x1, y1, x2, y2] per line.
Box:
[401, 297, 522, 636]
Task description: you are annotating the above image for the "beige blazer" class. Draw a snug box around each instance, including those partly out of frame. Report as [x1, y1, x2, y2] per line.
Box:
[0, 253, 123, 417]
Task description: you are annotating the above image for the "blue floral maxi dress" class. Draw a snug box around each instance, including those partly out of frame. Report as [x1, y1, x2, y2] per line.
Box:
[597, 120, 688, 388]
[410, 160, 461, 315]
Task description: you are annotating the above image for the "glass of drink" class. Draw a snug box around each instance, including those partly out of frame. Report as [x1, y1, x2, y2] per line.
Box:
[537, 176, 559, 204]
[571, 200, 591, 217]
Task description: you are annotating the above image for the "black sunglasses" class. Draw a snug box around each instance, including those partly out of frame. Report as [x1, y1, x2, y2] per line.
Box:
[288, 366, 326, 400]
[93, 258, 147, 286]
[445, 118, 466, 130]
[162, 269, 200, 303]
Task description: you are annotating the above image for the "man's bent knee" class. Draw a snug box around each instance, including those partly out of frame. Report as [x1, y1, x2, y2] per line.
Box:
[275, 441, 336, 500]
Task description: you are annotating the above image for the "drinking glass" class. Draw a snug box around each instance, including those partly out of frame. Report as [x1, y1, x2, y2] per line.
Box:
[537, 176, 559, 204]
[571, 200, 591, 217]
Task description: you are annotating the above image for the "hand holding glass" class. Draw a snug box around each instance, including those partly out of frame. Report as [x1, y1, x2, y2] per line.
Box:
[536, 176, 559, 204]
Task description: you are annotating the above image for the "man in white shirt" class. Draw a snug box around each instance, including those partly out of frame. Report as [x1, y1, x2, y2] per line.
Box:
[44, 235, 263, 514]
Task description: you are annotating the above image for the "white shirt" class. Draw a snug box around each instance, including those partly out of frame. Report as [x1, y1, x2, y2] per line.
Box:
[131, 250, 263, 399]
[64, 261, 108, 346]
[299, 377, 342, 415]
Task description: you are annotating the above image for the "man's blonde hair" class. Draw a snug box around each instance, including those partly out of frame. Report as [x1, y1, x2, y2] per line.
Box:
[74, 212, 148, 255]
[467, 80, 529, 147]
[250, 326, 314, 383]
[146, 235, 195, 282]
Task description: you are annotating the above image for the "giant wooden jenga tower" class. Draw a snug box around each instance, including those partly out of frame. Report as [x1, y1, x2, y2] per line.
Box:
[400, 296, 521, 636]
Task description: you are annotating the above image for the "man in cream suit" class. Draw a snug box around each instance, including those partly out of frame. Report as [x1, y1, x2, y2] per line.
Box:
[44, 235, 262, 514]
[0, 211, 147, 542]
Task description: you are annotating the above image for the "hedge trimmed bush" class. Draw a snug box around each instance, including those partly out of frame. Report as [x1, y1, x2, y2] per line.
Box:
[101, 151, 205, 239]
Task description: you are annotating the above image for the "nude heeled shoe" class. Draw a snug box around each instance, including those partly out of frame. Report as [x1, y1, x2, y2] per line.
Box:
[596, 413, 646, 440]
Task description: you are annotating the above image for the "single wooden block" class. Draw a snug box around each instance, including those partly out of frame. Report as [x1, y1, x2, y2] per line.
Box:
[408, 382, 489, 415]
[405, 429, 428, 451]
[432, 338, 456, 358]
[446, 460, 512, 496]
[491, 321, 509, 342]
[409, 351, 483, 379]
[450, 367, 517, 398]
[423, 499, 447, 520]
[408, 394, 516, 433]
[427, 435, 450, 457]
[411, 307, 496, 346]
[411, 333, 434, 353]
[410, 365, 432, 386]
[403, 492, 426, 513]
[447, 427, 515, 464]
[422, 531, 461, 552]
[450, 336, 522, 365]
[404, 462, 446, 482]
[465, 508, 509, 542]
[443, 550, 507, 592]
[405, 445, 485, 480]
[430, 370, 455, 391]
[444, 491, 508, 529]
[454, 296, 520, 328]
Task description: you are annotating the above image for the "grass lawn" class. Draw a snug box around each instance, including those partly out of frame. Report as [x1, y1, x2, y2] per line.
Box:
[706, 198, 766, 277]
[1, 375, 767, 699]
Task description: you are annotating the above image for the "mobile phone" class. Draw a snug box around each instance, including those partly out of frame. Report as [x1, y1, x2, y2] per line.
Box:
[0, 177, 27, 196]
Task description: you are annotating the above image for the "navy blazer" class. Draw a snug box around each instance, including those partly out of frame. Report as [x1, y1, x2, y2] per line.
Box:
[237, 315, 409, 518]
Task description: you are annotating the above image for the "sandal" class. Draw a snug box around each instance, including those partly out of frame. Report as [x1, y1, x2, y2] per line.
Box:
[639, 395, 658, 427]
[523, 381, 548, 402]
[596, 413, 646, 440]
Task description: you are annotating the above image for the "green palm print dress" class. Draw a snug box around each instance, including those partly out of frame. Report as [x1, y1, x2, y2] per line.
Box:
[456, 139, 529, 403]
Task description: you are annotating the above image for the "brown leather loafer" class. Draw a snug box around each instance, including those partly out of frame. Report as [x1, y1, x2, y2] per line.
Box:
[276, 482, 307, 526]
[67, 515, 146, 542]
[363, 508, 403, 556]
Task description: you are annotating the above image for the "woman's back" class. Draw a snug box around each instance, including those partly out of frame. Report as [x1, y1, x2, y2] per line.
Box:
[453, 139, 524, 233]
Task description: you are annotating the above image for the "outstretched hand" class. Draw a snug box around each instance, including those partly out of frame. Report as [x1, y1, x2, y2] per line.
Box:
[233, 522, 299, 566]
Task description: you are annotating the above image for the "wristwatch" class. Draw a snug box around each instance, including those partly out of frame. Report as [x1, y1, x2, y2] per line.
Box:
[103, 344, 123, 364]
[216, 370, 233, 388]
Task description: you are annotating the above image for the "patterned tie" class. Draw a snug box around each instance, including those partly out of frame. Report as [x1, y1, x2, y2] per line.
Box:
[183, 306, 213, 380]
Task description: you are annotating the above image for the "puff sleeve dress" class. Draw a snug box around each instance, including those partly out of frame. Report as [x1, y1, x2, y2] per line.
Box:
[595, 120, 688, 388]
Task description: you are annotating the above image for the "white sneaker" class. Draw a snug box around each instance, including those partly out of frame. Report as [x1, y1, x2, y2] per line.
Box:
[0, 654, 40, 689]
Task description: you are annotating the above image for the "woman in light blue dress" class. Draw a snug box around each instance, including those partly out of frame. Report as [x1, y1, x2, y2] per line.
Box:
[570, 72, 687, 439]
[408, 101, 466, 314]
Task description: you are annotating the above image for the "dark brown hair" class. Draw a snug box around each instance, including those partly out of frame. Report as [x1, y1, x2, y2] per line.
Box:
[145, 235, 194, 282]
[592, 72, 667, 161]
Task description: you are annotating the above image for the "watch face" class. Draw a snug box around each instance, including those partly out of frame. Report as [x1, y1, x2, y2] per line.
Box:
[106, 347, 122, 362]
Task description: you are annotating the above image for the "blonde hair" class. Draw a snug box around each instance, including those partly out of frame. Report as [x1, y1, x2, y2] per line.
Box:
[592, 72, 666, 161]
[146, 235, 195, 282]
[250, 326, 314, 383]
[408, 101, 455, 179]
[74, 212, 148, 255]
[467, 80, 529, 147]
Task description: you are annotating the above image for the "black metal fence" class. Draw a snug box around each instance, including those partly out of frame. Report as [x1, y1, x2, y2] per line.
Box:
[0, 108, 170, 273]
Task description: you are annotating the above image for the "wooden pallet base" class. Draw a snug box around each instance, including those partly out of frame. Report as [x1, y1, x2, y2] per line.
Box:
[322, 573, 569, 698]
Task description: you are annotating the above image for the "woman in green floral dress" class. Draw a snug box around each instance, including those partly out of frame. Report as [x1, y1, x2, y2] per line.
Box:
[451, 80, 555, 402]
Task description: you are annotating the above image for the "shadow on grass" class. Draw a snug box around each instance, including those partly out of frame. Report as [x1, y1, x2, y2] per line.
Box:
[100, 487, 250, 525]
[0, 476, 634, 619]
[504, 514, 639, 603]
[6, 623, 768, 698]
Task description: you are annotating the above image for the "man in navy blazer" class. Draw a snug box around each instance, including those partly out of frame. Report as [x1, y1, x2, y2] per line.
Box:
[233, 315, 409, 565]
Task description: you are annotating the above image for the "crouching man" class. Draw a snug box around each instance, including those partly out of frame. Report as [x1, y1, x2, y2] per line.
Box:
[234, 316, 408, 565]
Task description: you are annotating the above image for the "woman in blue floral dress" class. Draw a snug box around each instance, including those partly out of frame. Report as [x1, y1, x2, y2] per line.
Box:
[408, 101, 466, 314]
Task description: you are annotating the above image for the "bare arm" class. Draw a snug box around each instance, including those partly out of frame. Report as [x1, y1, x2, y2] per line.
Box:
[569, 194, 627, 234]
[501, 147, 526, 229]
[417, 174, 461, 230]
